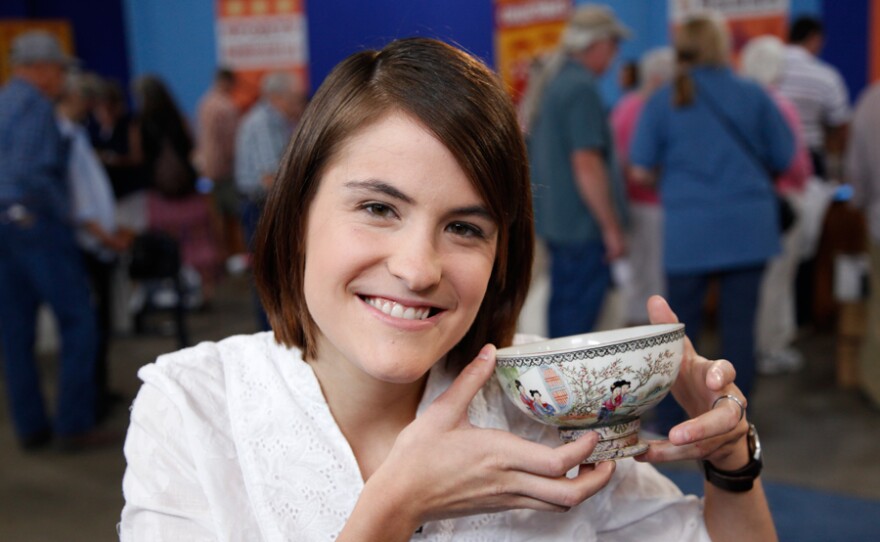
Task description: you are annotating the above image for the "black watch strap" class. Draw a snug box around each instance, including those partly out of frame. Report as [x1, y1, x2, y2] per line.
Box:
[701, 423, 763, 492]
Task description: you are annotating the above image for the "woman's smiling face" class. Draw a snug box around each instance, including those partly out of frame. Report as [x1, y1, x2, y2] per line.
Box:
[303, 111, 499, 384]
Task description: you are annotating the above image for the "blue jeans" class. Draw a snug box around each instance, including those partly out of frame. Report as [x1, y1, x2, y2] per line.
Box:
[0, 213, 97, 439]
[546, 239, 611, 338]
[647, 264, 765, 434]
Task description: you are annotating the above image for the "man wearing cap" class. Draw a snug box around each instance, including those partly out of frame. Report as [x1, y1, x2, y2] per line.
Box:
[0, 30, 100, 450]
[521, 5, 630, 337]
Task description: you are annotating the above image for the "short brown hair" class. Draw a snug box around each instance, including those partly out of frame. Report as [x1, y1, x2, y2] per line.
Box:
[254, 38, 534, 370]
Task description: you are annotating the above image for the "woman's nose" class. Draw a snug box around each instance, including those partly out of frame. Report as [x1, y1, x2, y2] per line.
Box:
[386, 233, 442, 292]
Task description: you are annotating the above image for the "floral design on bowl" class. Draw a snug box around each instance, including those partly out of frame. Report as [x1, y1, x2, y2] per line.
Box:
[495, 323, 685, 462]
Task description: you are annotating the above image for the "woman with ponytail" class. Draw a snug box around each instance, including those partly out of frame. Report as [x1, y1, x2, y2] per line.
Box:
[630, 13, 796, 435]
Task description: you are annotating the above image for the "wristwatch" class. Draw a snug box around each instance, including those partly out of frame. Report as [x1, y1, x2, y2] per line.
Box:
[701, 423, 763, 492]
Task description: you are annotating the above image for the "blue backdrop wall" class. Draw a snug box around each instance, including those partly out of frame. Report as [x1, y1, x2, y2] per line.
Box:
[120, 0, 831, 119]
[121, 0, 215, 119]
[1, 0, 850, 120]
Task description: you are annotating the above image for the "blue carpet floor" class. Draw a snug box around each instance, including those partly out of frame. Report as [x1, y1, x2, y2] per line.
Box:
[660, 469, 880, 541]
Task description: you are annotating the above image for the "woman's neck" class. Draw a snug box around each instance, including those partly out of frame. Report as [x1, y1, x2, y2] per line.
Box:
[310, 353, 429, 480]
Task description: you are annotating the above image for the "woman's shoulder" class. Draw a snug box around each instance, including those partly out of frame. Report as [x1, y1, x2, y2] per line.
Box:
[138, 331, 295, 394]
[132, 331, 312, 444]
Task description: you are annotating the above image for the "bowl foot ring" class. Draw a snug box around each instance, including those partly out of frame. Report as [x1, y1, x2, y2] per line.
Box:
[558, 418, 650, 463]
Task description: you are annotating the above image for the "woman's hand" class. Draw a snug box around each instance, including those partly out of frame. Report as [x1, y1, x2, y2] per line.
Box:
[636, 296, 750, 471]
[346, 345, 617, 540]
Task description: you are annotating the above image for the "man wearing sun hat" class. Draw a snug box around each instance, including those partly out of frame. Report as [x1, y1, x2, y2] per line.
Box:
[521, 5, 631, 337]
[0, 30, 102, 451]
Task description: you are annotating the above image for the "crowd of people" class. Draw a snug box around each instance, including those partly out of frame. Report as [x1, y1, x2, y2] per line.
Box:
[0, 29, 306, 452]
[521, 7, 877, 434]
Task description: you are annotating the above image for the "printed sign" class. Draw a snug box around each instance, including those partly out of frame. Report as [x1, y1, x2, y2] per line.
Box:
[494, 0, 573, 104]
[215, 0, 308, 107]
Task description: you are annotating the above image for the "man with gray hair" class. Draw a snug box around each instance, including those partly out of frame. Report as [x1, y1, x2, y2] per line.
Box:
[522, 5, 630, 337]
[235, 70, 305, 330]
[0, 31, 102, 450]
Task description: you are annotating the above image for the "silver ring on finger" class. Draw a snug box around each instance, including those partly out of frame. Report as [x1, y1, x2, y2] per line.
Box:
[711, 394, 745, 423]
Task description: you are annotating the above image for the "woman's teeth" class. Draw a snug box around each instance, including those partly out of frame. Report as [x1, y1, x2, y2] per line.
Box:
[365, 297, 431, 320]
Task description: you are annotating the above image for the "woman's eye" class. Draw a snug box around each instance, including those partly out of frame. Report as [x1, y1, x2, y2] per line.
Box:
[362, 202, 395, 218]
[447, 222, 485, 239]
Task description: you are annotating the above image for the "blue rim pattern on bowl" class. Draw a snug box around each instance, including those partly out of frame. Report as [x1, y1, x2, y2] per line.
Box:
[496, 326, 686, 368]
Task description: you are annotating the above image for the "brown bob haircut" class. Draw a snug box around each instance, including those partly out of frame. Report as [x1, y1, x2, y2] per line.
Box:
[253, 37, 534, 370]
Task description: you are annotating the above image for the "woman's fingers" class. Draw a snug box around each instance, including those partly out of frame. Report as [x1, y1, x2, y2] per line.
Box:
[402, 428, 616, 521]
[646, 294, 698, 368]
[502, 459, 617, 510]
[498, 431, 600, 477]
[493, 432, 616, 509]
[702, 359, 737, 392]
[393, 346, 620, 518]
[667, 397, 745, 445]
[637, 425, 745, 463]
[646, 294, 679, 325]
[428, 344, 496, 425]
[637, 406, 748, 463]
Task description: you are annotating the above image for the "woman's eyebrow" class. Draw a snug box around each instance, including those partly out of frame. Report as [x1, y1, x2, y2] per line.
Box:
[344, 179, 413, 204]
[449, 205, 494, 222]
[345, 179, 494, 223]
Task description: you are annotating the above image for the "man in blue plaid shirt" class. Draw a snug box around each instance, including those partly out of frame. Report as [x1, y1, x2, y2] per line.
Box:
[0, 31, 99, 451]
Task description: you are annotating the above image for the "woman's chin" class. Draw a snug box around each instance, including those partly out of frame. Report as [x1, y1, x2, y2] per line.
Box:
[363, 363, 434, 385]
[355, 351, 443, 385]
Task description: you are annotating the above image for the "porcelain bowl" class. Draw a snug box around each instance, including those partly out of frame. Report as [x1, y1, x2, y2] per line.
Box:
[494, 323, 685, 462]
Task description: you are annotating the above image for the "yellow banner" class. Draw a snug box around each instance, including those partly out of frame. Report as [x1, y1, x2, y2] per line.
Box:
[494, 0, 573, 104]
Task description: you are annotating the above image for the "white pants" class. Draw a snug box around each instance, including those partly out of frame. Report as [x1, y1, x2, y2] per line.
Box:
[620, 202, 664, 325]
[755, 195, 805, 355]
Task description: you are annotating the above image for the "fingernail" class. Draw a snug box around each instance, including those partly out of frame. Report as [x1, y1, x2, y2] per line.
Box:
[711, 367, 723, 384]
[672, 427, 690, 442]
[477, 344, 495, 361]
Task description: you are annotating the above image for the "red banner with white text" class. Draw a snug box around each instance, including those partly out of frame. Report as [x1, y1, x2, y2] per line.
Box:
[215, 0, 309, 109]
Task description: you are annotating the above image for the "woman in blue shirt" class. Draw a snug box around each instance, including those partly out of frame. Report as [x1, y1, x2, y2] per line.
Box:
[630, 13, 795, 434]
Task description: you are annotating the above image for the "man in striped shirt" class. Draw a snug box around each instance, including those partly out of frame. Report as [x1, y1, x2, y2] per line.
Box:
[778, 16, 850, 180]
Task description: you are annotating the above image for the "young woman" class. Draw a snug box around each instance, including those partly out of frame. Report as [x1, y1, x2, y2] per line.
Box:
[121, 38, 776, 541]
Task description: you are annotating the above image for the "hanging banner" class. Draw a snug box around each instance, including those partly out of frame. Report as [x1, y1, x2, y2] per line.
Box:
[670, 0, 790, 52]
[215, 0, 309, 108]
[494, 0, 573, 104]
[871, 0, 880, 82]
